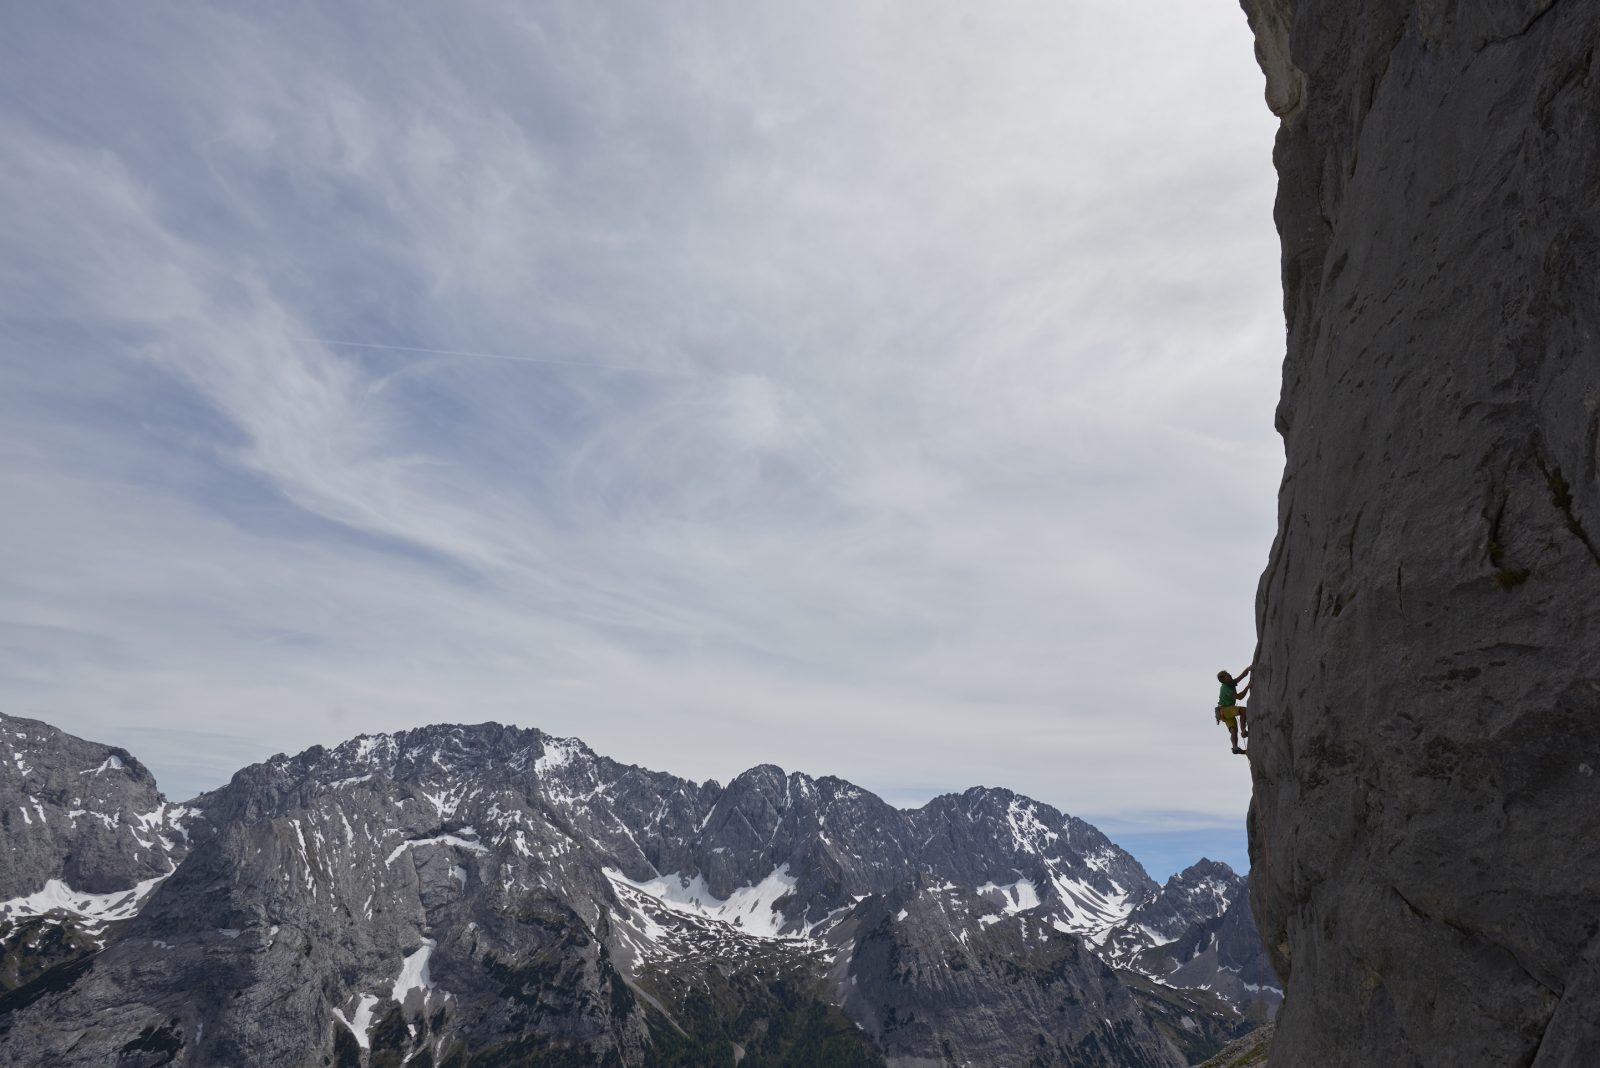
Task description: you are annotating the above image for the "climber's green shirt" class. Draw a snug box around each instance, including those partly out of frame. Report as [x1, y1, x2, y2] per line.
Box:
[1218, 681, 1238, 707]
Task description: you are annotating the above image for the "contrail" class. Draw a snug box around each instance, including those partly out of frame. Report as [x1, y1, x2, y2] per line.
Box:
[299, 337, 671, 374]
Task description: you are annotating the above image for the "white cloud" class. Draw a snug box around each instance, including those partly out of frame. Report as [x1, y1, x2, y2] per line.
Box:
[0, 1, 1281, 838]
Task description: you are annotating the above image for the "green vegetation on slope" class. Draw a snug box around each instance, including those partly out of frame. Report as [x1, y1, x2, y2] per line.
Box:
[1195, 1023, 1273, 1068]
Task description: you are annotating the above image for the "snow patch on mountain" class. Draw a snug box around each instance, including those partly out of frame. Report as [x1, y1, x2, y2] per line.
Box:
[535, 739, 583, 774]
[606, 865, 800, 939]
[0, 869, 172, 935]
[1047, 873, 1135, 941]
[1005, 799, 1059, 853]
[385, 828, 488, 867]
[86, 754, 125, 775]
[332, 993, 381, 1050]
[977, 878, 1042, 914]
[393, 939, 437, 1008]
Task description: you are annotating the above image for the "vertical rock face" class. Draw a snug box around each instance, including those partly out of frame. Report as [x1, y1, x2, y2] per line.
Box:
[1241, 1, 1600, 1064]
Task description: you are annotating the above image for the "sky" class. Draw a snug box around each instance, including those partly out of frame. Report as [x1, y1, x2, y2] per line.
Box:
[0, 2, 1282, 880]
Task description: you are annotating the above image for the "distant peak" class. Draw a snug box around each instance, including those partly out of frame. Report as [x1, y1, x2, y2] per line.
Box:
[1173, 857, 1238, 881]
[727, 763, 790, 789]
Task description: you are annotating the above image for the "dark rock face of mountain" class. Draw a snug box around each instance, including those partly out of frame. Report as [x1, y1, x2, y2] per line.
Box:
[1103, 860, 1239, 964]
[1126, 889, 1279, 1015]
[843, 887, 1177, 1068]
[0, 714, 191, 996]
[1105, 861, 1279, 1022]
[1097, 859, 1276, 1063]
[1240, 0, 1600, 1064]
[0, 720, 1268, 1065]
[0, 714, 187, 898]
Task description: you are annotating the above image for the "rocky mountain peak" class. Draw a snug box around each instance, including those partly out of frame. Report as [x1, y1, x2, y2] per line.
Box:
[1, 718, 1276, 1065]
[2, 713, 158, 793]
[1161, 859, 1240, 908]
[1173, 857, 1235, 880]
[292, 720, 555, 781]
[0, 713, 189, 899]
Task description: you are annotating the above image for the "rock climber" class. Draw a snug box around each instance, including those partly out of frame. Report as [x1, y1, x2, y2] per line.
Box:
[1215, 666, 1252, 755]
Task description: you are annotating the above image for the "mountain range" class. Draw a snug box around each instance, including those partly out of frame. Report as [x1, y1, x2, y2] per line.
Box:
[0, 712, 1277, 1066]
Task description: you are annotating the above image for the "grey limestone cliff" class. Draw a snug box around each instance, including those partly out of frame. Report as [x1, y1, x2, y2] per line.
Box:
[1240, 0, 1600, 1063]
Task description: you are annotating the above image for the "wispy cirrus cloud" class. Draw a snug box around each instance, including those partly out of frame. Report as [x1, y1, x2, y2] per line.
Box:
[1, 1, 1281, 875]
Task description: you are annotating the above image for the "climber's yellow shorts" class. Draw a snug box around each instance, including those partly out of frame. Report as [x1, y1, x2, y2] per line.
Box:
[1216, 705, 1243, 727]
